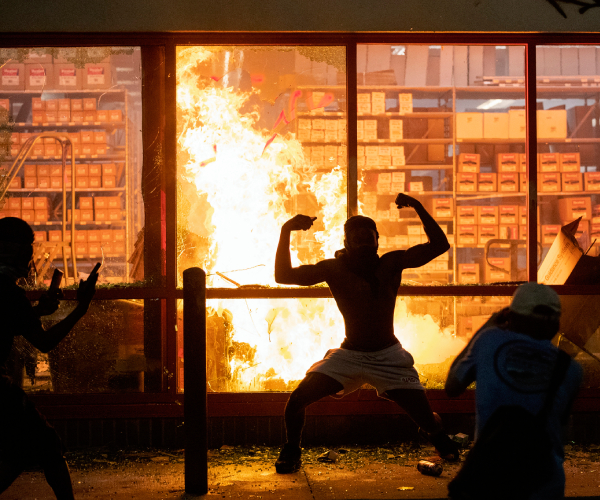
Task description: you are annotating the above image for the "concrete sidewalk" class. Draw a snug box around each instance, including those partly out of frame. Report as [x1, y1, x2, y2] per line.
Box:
[3, 443, 600, 499]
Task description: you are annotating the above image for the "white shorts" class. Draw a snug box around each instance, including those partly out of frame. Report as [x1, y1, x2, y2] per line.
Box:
[307, 342, 424, 396]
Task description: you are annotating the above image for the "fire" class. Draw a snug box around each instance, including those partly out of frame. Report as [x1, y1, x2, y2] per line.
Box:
[176, 46, 466, 392]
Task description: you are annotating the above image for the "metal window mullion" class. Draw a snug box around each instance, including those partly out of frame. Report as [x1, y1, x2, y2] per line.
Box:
[346, 40, 358, 218]
[526, 42, 538, 283]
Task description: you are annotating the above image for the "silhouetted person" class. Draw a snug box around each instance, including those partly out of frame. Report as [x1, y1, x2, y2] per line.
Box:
[0, 217, 97, 499]
[274, 193, 459, 473]
[446, 283, 582, 499]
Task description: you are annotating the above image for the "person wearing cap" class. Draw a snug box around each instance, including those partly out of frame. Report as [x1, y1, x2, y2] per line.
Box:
[445, 282, 583, 499]
[0, 217, 98, 499]
[274, 193, 458, 473]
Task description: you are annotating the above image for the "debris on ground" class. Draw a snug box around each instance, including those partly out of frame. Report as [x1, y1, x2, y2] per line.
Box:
[451, 433, 470, 447]
[317, 450, 339, 463]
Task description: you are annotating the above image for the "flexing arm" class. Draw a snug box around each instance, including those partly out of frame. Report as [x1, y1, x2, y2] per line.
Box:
[396, 194, 449, 269]
[22, 273, 98, 353]
[275, 215, 328, 286]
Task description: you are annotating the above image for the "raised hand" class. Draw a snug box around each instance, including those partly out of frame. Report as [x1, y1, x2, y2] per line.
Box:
[395, 193, 420, 209]
[283, 215, 317, 232]
[76, 271, 98, 310]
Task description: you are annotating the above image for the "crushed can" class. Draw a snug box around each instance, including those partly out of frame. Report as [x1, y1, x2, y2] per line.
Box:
[417, 460, 443, 477]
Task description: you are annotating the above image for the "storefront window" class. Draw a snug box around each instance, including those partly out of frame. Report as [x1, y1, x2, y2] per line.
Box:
[176, 46, 347, 287]
[356, 45, 527, 284]
[0, 47, 144, 285]
[7, 299, 157, 394]
[536, 45, 599, 272]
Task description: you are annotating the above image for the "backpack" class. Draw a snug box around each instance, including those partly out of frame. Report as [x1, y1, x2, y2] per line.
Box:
[447, 350, 571, 500]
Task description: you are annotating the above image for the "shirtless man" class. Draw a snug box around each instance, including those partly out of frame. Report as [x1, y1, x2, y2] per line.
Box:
[273, 193, 459, 473]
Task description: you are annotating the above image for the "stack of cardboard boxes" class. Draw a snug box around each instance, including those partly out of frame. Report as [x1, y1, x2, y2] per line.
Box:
[456, 110, 567, 139]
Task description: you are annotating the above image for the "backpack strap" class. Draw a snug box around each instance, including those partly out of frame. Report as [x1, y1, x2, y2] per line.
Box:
[538, 349, 572, 422]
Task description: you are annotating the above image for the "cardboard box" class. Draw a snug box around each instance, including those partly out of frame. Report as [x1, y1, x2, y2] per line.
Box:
[520, 173, 527, 192]
[25, 64, 53, 91]
[76, 177, 89, 189]
[81, 209, 94, 222]
[113, 230, 126, 242]
[559, 197, 592, 221]
[478, 206, 499, 225]
[33, 197, 48, 210]
[483, 113, 509, 139]
[106, 196, 120, 209]
[86, 230, 100, 242]
[458, 263, 480, 284]
[458, 206, 477, 225]
[57, 110, 70, 123]
[96, 110, 109, 123]
[49, 165, 62, 177]
[499, 205, 519, 225]
[93, 197, 107, 209]
[562, 172, 583, 192]
[458, 224, 477, 245]
[95, 209, 108, 221]
[21, 198, 33, 210]
[33, 231, 46, 242]
[23, 164, 36, 177]
[102, 175, 116, 188]
[108, 209, 121, 221]
[539, 172, 560, 192]
[457, 172, 477, 192]
[508, 109, 526, 139]
[20, 209, 34, 222]
[71, 99, 83, 111]
[585, 172, 600, 192]
[23, 177, 36, 189]
[497, 153, 520, 172]
[539, 153, 560, 172]
[31, 98, 44, 111]
[87, 242, 101, 256]
[80, 131, 94, 144]
[458, 153, 480, 173]
[542, 224, 562, 245]
[32, 111, 44, 124]
[519, 205, 527, 225]
[0, 64, 25, 91]
[538, 220, 585, 284]
[54, 64, 82, 91]
[76, 164, 89, 177]
[498, 172, 518, 192]
[80, 197, 93, 210]
[433, 198, 453, 218]
[71, 111, 84, 123]
[75, 242, 87, 256]
[478, 225, 499, 245]
[75, 231, 88, 243]
[48, 230, 62, 242]
[83, 63, 111, 89]
[456, 113, 483, 139]
[44, 144, 58, 156]
[478, 173, 497, 192]
[81, 143, 94, 155]
[499, 224, 519, 239]
[7, 209, 20, 218]
[50, 177, 62, 189]
[89, 176, 102, 189]
[560, 153, 581, 172]
[67, 209, 81, 222]
[34, 210, 48, 222]
[537, 109, 567, 139]
[520, 154, 527, 172]
[100, 230, 112, 242]
[520, 225, 527, 240]
[7, 197, 21, 210]
[485, 257, 511, 283]
[88, 164, 101, 177]
[108, 109, 122, 122]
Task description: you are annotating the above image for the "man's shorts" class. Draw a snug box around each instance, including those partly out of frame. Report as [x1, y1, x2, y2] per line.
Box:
[307, 342, 424, 396]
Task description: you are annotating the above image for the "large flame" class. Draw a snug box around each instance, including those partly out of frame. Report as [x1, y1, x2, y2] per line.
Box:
[176, 46, 465, 392]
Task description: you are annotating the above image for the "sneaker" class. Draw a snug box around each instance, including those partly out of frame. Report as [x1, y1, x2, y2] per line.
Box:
[275, 444, 302, 474]
[429, 431, 460, 462]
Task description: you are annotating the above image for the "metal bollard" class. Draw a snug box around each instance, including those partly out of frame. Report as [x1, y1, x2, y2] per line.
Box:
[183, 267, 208, 495]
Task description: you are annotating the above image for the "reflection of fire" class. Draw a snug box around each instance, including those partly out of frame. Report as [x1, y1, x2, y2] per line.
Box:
[176, 47, 465, 392]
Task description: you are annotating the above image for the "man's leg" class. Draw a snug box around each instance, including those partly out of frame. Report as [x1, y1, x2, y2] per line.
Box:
[384, 389, 459, 460]
[41, 453, 75, 500]
[276, 372, 343, 473]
